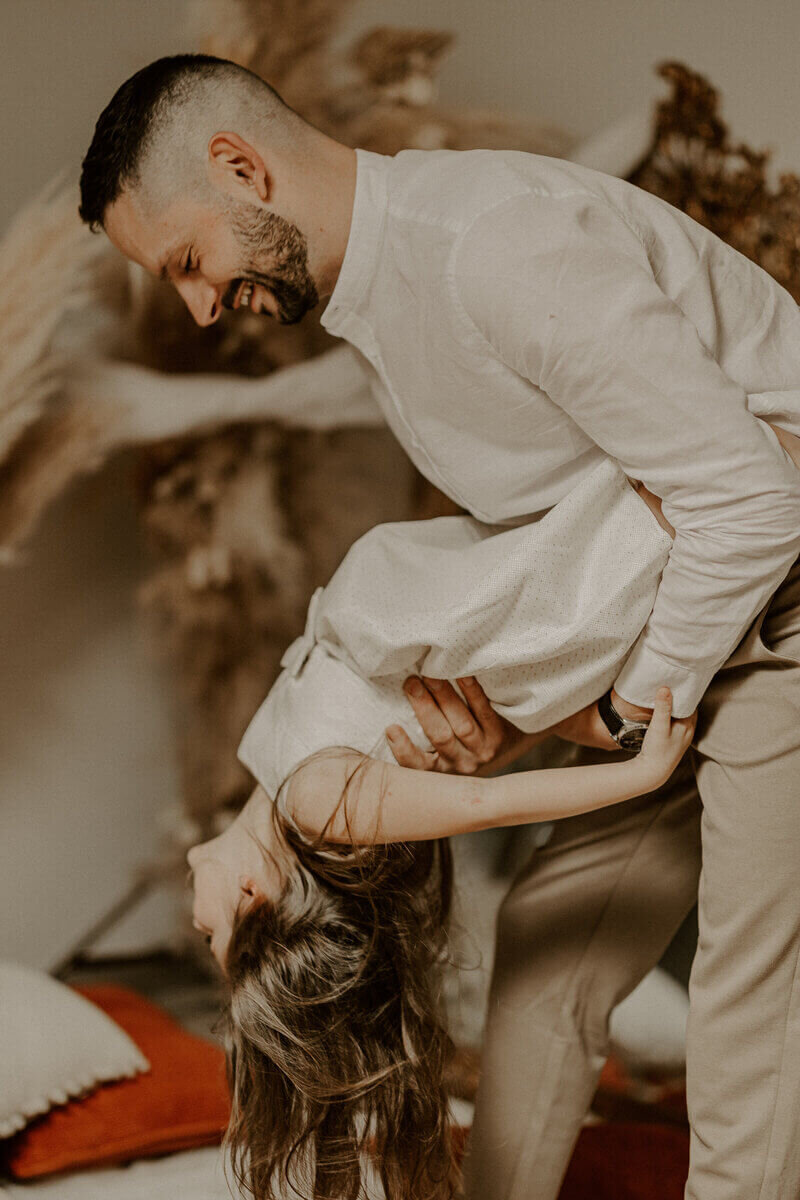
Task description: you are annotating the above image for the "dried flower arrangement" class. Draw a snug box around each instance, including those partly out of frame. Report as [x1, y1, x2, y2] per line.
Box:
[630, 61, 800, 300]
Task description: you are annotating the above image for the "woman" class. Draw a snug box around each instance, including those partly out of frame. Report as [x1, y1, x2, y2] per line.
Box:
[186, 450, 704, 1200]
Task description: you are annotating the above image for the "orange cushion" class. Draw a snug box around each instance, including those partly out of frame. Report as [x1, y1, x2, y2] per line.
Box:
[451, 1123, 689, 1200]
[1, 984, 230, 1179]
[558, 1123, 690, 1200]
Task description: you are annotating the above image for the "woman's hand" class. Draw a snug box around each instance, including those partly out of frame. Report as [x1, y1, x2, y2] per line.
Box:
[635, 687, 697, 788]
[385, 676, 529, 775]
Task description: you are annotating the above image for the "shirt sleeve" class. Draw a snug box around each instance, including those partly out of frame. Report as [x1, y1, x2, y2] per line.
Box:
[454, 191, 800, 715]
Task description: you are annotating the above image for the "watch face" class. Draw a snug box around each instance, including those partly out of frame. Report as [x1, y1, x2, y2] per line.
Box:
[618, 726, 647, 753]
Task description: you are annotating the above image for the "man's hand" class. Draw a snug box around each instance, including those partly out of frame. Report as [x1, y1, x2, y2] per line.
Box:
[385, 676, 529, 775]
[385, 675, 659, 771]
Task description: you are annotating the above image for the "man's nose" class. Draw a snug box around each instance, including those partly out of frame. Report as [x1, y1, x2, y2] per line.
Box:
[178, 278, 223, 327]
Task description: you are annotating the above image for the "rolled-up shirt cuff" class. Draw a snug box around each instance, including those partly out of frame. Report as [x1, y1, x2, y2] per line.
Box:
[613, 637, 712, 717]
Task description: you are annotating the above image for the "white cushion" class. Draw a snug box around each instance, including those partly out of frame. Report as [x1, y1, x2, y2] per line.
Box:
[609, 966, 689, 1073]
[0, 962, 150, 1136]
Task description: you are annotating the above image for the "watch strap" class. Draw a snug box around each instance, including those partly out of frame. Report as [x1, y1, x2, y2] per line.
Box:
[598, 688, 651, 749]
[597, 688, 625, 738]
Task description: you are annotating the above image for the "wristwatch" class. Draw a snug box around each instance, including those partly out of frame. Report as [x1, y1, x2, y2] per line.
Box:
[597, 688, 651, 753]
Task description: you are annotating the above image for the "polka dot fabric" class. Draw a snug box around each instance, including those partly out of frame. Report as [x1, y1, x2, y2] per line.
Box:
[238, 458, 672, 805]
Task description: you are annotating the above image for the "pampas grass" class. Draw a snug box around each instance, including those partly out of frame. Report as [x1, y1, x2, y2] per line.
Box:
[0, 0, 578, 817]
[0, 178, 102, 469]
[187, 0, 357, 99]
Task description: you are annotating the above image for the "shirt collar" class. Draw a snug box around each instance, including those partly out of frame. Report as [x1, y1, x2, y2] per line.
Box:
[320, 148, 390, 336]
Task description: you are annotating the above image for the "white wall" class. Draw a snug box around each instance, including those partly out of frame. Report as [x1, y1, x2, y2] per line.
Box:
[0, 0, 185, 228]
[3, 0, 800, 969]
[0, 460, 183, 969]
[1, 2, 191, 969]
[350, 0, 800, 184]
[5, 0, 800, 233]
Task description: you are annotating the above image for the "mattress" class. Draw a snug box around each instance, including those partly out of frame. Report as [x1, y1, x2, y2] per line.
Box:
[0, 1147, 237, 1200]
[0, 1103, 476, 1200]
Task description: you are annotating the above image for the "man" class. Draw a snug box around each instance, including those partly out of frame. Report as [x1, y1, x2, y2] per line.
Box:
[79, 54, 800, 1199]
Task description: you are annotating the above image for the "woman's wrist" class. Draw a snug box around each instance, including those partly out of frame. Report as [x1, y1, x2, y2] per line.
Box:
[624, 753, 666, 796]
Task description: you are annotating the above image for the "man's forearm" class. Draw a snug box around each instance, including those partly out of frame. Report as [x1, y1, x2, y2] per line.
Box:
[610, 689, 653, 721]
[614, 530, 800, 716]
[455, 192, 800, 721]
[477, 727, 552, 776]
[614, 457, 800, 717]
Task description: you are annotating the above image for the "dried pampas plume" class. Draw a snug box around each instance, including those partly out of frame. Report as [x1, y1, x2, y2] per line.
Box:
[187, 0, 354, 67]
[0, 179, 101, 471]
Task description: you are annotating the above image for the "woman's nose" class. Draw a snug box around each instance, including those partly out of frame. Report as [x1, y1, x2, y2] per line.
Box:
[186, 843, 201, 869]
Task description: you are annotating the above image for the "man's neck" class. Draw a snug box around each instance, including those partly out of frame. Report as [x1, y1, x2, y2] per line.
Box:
[311, 143, 358, 302]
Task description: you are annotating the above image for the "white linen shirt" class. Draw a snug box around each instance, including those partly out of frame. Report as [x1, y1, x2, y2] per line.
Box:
[238, 458, 673, 803]
[314, 147, 800, 716]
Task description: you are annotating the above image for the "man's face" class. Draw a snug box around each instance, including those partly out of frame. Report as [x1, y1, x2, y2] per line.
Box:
[104, 188, 319, 327]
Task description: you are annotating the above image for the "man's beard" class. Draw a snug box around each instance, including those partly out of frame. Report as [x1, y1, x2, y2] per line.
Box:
[222, 202, 319, 324]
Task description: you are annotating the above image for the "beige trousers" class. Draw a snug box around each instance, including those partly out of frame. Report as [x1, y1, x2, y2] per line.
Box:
[464, 556, 800, 1200]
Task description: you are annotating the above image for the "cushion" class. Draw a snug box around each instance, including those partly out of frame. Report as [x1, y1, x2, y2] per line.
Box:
[558, 1124, 690, 1200]
[0, 963, 149, 1138]
[1, 984, 230, 1179]
[451, 1122, 689, 1200]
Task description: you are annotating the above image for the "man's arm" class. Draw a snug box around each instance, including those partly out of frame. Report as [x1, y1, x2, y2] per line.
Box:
[455, 191, 800, 717]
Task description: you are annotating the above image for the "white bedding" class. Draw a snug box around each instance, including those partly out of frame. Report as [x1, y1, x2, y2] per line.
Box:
[0, 1103, 477, 1200]
[0, 1147, 239, 1200]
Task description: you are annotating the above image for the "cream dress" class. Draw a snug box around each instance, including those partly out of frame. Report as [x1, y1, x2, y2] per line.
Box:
[238, 456, 673, 803]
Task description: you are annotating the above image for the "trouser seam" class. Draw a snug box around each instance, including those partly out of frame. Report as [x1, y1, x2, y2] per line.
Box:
[756, 938, 800, 1200]
[553, 797, 672, 1034]
[504, 796, 673, 1200]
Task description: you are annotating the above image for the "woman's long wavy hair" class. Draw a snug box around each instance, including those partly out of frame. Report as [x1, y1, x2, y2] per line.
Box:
[220, 755, 458, 1200]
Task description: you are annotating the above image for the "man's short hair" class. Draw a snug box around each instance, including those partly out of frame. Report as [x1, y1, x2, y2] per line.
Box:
[78, 54, 288, 231]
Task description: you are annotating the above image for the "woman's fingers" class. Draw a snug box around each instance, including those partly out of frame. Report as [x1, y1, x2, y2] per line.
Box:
[640, 687, 673, 759]
[651, 686, 673, 732]
[641, 689, 698, 778]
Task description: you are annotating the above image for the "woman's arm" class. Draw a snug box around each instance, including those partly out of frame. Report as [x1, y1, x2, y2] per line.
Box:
[286, 689, 695, 845]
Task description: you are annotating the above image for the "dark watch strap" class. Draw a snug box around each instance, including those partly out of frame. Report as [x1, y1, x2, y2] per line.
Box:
[597, 689, 651, 752]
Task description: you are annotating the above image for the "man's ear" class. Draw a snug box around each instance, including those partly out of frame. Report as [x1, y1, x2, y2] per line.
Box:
[208, 132, 270, 201]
